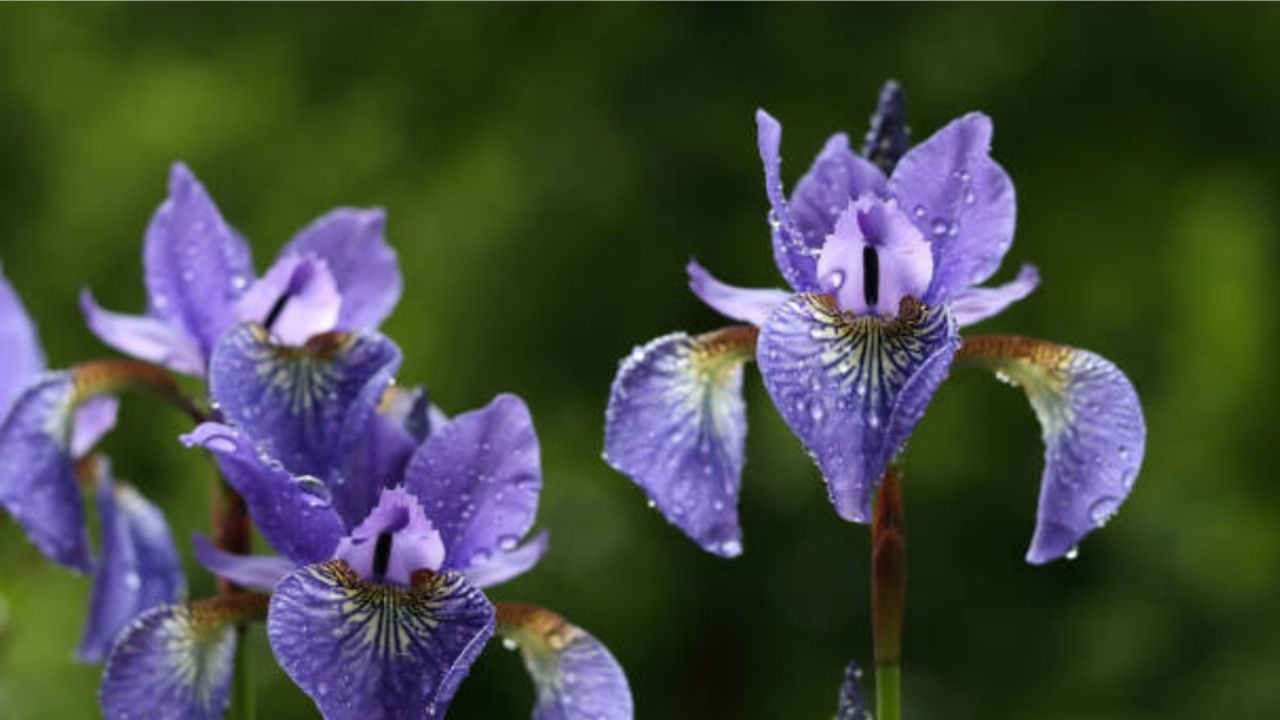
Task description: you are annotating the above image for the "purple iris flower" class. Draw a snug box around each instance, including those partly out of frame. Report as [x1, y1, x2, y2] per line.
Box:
[0, 265, 185, 661]
[81, 162, 402, 375]
[605, 82, 1145, 564]
[100, 323, 629, 720]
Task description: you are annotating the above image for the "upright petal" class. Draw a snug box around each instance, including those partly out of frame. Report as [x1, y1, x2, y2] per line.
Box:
[192, 534, 295, 592]
[862, 80, 910, 174]
[889, 113, 1016, 303]
[182, 423, 345, 565]
[80, 290, 207, 376]
[604, 326, 755, 557]
[143, 163, 255, 356]
[282, 208, 402, 332]
[790, 133, 887, 251]
[100, 594, 269, 720]
[686, 260, 789, 326]
[268, 561, 494, 720]
[756, 109, 815, 293]
[758, 295, 959, 522]
[958, 336, 1145, 564]
[208, 323, 402, 478]
[235, 253, 342, 345]
[0, 265, 46, 413]
[835, 661, 869, 720]
[496, 602, 634, 720]
[948, 264, 1040, 328]
[79, 472, 186, 663]
[405, 394, 542, 572]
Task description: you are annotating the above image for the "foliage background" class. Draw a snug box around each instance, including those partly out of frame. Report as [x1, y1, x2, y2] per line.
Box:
[1, 5, 1278, 719]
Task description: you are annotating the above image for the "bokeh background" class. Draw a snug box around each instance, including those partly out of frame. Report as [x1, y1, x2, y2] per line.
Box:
[2, 4, 1278, 719]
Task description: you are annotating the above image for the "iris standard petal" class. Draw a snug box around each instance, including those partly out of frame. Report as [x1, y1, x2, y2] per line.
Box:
[889, 113, 1016, 303]
[235, 253, 342, 345]
[948, 264, 1040, 328]
[192, 534, 295, 591]
[100, 594, 268, 720]
[0, 373, 91, 570]
[958, 336, 1145, 564]
[835, 661, 868, 720]
[182, 422, 345, 565]
[336, 410, 418, 528]
[758, 295, 960, 522]
[686, 260, 790, 326]
[790, 133, 888, 252]
[71, 395, 120, 458]
[464, 529, 549, 589]
[267, 561, 495, 720]
[79, 290, 206, 376]
[404, 394, 542, 572]
[0, 264, 46, 412]
[79, 473, 186, 663]
[756, 109, 816, 293]
[281, 208, 403, 332]
[496, 602, 634, 720]
[208, 323, 402, 478]
[604, 326, 755, 557]
[862, 80, 910, 174]
[142, 163, 255, 357]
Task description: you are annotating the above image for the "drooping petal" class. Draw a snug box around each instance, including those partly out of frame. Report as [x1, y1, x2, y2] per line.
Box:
[948, 264, 1040, 328]
[0, 373, 91, 570]
[100, 594, 269, 720]
[182, 423, 344, 565]
[79, 471, 186, 663]
[142, 163, 255, 357]
[604, 327, 756, 557]
[405, 394, 542, 571]
[958, 336, 1145, 564]
[889, 113, 1016, 303]
[208, 323, 402, 478]
[685, 260, 789, 326]
[80, 290, 206, 376]
[758, 295, 960, 522]
[862, 80, 910, 174]
[71, 396, 120, 458]
[835, 661, 869, 720]
[465, 530, 549, 589]
[267, 561, 494, 720]
[192, 534, 294, 592]
[281, 208, 403, 332]
[234, 253, 342, 345]
[0, 265, 46, 413]
[496, 602, 634, 720]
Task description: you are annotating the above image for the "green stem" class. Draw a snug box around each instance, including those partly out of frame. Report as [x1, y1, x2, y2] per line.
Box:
[875, 665, 902, 720]
[230, 627, 256, 720]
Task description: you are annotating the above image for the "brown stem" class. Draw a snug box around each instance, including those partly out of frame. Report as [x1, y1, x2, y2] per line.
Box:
[213, 482, 252, 596]
[72, 358, 210, 424]
[872, 466, 905, 668]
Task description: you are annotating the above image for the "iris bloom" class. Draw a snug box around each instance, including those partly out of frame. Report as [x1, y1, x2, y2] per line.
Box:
[605, 82, 1145, 563]
[81, 163, 402, 375]
[0, 266, 184, 661]
[100, 323, 631, 720]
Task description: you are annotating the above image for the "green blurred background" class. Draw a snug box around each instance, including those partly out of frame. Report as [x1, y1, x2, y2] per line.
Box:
[1, 4, 1278, 719]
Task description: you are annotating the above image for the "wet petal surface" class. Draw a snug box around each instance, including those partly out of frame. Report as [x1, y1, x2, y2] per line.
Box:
[281, 208, 402, 332]
[80, 291, 206, 376]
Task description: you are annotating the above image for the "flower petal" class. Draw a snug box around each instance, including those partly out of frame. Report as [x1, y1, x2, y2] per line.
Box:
[142, 163, 255, 357]
[267, 561, 494, 720]
[686, 260, 789, 326]
[758, 295, 960, 522]
[464, 529, 549, 589]
[71, 395, 120, 458]
[949, 264, 1040, 328]
[282, 208, 402, 332]
[0, 265, 46, 413]
[862, 80, 910, 173]
[100, 594, 268, 720]
[958, 336, 1145, 564]
[192, 533, 294, 592]
[78, 471, 186, 663]
[496, 602, 634, 720]
[182, 422, 345, 565]
[79, 290, 206, 376]
[234, 253, 342, 345]
[404, 394, 543, 572]
[208, 323, 402, 478]
[604, 327, 756, 557]
[0, 373, 91, 570]
[835, 661, 868, 720]
[889, 113, 1016, 303]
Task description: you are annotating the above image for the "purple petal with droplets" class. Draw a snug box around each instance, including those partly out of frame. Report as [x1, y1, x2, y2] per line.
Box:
[235, 253, 342, 345]
[790, 133, 888, 253]
[465, 530, 549, 589]
[863, 80, 910, 173]
[208, 323, 402, 479]
[71, 396, 120, 458]
[78, 475, 186, 663]
[192, 534, 295, 591]
[686, 260, 789, 326]
[405, 394, 542, 572]
[335, 408, 418, 528]
[756, 109, 814, 292]
[0, 265, 46, 412]
[889, 113, 1016, 303]
[281, 208, 402, 332]
[267, 561, 494, 720]
[949, 264, 1040, 328]
[80, 290, 206, 376]
[604, 328, 755, 557]
[182, 422, 344, 565]
[141, 163, 255, 357]
[758, 295, 959, 522]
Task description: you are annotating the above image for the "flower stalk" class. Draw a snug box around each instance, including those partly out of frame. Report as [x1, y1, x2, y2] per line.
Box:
[872, 466, 905, 720]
